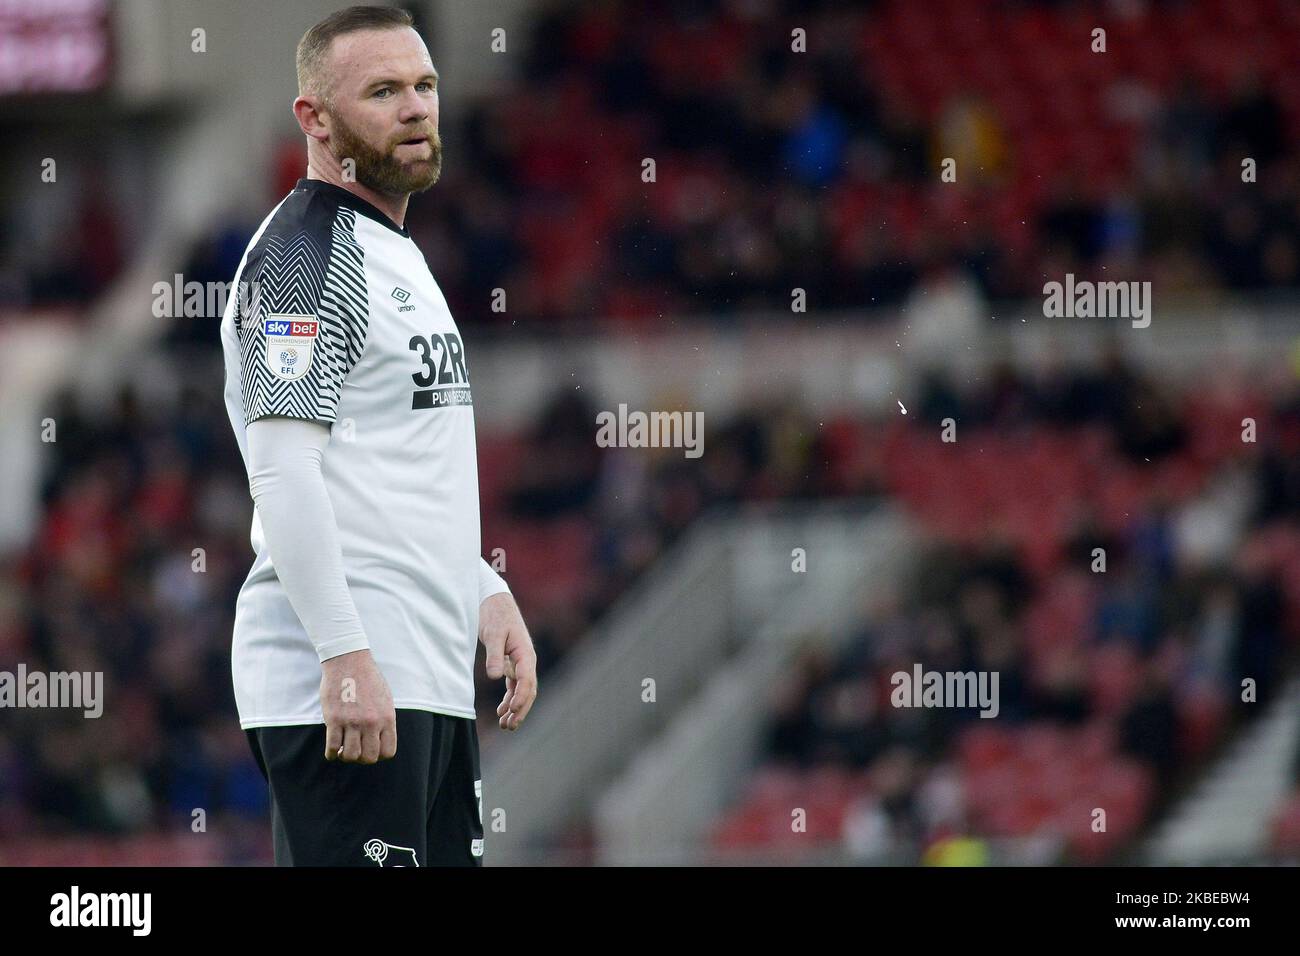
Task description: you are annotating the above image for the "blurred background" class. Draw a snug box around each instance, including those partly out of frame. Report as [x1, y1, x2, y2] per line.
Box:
[0, 0, 1299, 865]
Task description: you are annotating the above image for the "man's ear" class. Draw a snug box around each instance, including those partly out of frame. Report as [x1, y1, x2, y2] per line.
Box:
[293, 95, 330, 142]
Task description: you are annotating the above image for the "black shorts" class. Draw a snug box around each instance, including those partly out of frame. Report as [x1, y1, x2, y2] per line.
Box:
[246, 709, 484, 867]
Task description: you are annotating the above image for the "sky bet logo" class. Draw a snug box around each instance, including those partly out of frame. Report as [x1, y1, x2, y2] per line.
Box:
[264, 318, 319, 337]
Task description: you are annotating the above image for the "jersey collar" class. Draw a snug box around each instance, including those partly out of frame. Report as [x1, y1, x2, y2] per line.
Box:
[295, 178, 411, 238]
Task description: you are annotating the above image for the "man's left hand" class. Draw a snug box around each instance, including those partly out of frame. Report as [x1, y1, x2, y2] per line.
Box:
[478, 592, 538, 731]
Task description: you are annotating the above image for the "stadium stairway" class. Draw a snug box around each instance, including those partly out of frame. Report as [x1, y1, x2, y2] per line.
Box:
[591, 506, 915, 865]
[0, 322, 81, 550]
[482, 501, 915, 864]
[1141, 673, 1300, 864]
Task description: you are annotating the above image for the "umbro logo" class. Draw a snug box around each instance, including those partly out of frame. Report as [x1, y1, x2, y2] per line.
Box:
[391, 287, 415, 312]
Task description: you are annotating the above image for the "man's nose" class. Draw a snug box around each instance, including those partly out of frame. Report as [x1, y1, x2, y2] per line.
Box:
[397, 90, 429, 124]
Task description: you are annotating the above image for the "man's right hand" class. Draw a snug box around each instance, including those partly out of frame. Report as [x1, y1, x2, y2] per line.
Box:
[320, 649, 397, 764]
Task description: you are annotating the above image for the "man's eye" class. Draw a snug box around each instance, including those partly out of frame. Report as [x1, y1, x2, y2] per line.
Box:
[374, 88, 391, 98]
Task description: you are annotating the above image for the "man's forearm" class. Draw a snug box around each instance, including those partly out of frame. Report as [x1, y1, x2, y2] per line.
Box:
[247, 416, 371, 662]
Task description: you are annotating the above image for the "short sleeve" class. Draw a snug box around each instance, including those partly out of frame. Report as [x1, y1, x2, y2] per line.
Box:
[479, 557, 511, 604]
[237, 205, 368, 426]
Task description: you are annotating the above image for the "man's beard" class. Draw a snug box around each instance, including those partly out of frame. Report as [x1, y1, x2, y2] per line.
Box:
[329, 110, 442, 196]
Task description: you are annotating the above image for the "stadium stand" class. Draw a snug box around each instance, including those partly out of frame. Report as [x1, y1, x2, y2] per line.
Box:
[1, 0, 1299, 864]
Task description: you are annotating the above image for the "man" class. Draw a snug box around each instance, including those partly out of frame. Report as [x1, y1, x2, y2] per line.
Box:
[219, 5, 537, 867]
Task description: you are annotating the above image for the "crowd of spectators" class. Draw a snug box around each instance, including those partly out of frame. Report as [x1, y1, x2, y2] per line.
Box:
[3, 0, 1300, 863]
[153, 0, 1300, 333]
[0, 174, 124, 314]
[4, 1, 1299, 321]
[3, 329, 1297, 862]
[389, 0, 1300, 321]
[714, 349, 1300, 863]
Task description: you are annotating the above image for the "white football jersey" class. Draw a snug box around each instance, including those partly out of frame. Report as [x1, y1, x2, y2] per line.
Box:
[221, 178, 482, 727]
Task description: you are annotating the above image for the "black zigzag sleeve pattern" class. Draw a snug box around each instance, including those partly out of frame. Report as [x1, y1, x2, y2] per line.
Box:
[238, 206, 368, 425]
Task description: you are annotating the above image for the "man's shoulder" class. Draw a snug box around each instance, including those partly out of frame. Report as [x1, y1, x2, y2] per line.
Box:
[236, 183, 369, 301]
[252, 182, 347, 257]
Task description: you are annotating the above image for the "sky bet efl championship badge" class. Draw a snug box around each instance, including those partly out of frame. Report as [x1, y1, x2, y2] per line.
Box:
[264, 314, 319, 382]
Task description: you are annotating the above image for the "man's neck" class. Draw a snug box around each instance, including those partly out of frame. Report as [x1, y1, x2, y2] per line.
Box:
[306, 160, 409, 229]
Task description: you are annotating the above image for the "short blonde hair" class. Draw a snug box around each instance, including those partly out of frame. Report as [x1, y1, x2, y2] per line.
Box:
[296, 5, 415, 100]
